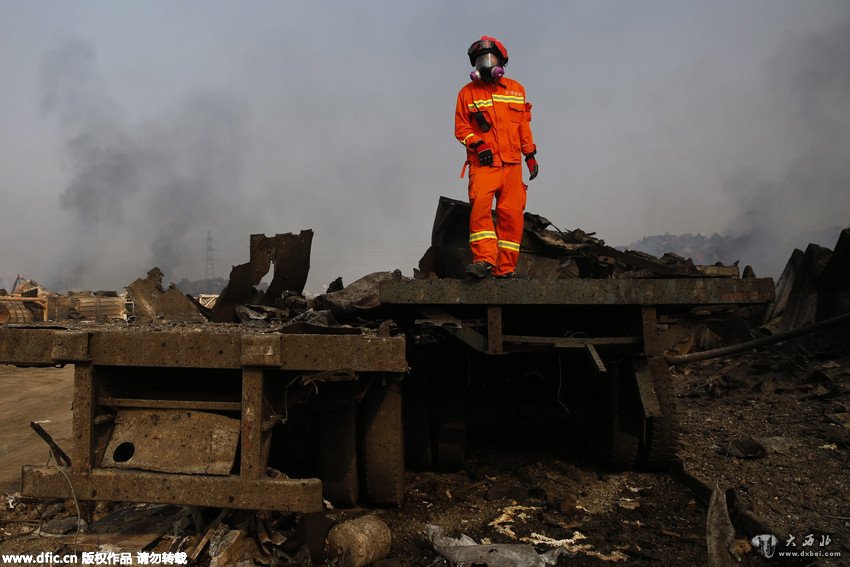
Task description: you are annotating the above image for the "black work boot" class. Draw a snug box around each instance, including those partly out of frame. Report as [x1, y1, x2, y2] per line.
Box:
[465, 261, 493, 279]
[495, 271, 522, 279]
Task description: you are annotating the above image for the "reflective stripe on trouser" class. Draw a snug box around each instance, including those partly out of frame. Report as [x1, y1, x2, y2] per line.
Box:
[467, 163, 526, 276]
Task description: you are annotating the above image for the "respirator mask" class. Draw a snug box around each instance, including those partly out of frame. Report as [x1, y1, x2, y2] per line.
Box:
[470, 53, 504, 83]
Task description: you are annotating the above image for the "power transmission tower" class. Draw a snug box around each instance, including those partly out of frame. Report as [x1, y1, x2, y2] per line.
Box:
[204, 231, 217, 279]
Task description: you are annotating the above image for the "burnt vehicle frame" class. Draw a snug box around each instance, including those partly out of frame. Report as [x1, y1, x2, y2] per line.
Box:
[0, 327, 406, 511]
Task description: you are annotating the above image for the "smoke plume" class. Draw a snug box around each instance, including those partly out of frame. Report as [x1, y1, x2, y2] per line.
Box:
[39, 39, 248, 290]
[722, 15, 850, 275]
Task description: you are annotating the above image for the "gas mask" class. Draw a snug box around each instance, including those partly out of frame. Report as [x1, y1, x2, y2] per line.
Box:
[470, 53, 504, 83]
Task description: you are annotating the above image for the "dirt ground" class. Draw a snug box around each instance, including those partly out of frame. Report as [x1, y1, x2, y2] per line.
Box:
[0, 365, 73, 495]
[1, 336, 848, 566]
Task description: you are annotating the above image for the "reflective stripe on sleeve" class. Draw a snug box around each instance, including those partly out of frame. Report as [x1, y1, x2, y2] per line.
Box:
[461, 133, 475, 145]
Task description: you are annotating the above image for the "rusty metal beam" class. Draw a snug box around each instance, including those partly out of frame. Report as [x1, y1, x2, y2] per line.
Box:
[21, 466, 323, 512]
[240, 368, 265, 479]
[0, 329, 406, 372]
[487, 306, 503, 355]
[584, 344, 606, 373]
[72, 364, 96, 472]
[279, 335, 407, 372]
[379, 278, 775, 306]
[97, 398, 242, 412]
[641, 306, 659, 356]
[90, 332, 240, 368]
[0, 328, 57, 365]
[502, 335, 640, 348]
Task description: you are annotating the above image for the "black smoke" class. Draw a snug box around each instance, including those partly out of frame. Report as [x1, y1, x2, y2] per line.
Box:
[39, 39, 248, 290]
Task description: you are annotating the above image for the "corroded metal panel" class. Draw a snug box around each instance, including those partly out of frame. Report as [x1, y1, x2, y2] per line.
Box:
[101, 409, 239, 475]
[379, 278, 775, 306]
[22, 466, 323, 512]
[280, 335, 407, 372]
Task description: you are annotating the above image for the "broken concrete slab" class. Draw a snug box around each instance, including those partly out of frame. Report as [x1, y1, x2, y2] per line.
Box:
[126, 267, 205, 322]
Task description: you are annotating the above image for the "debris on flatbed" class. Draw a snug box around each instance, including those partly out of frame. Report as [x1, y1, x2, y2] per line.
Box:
[212, 231, 313, 323]
[125, 267, 204, 322]
[417, 196, 745, 281]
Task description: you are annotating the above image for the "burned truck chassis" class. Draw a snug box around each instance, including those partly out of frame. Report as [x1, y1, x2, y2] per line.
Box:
[0, 276, 774, 512]
[379, 277, 775, 471]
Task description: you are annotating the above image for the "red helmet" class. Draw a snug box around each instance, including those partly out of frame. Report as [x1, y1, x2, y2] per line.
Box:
[468, 36, 508, 67]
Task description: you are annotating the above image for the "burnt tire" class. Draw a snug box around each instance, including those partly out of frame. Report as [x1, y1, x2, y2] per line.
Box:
[360, 380, 405, 506]
[317, 399, 358, 507]
[596, 365, 639, 470]
[636, 357, 682, 469]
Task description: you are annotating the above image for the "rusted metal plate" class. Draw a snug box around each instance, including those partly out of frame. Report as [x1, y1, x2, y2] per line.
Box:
[633, 359, 662, 419]
[22, 466, 323, 512]
[126, 267, 205, 322]
[280, 335, 407, 372]
[89, 331, 241, 368]
[102, 409, 239, 475]
[379, 278, 775, 306]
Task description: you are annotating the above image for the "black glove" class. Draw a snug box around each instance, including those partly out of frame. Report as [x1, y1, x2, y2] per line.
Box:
[525, 151, 539, 180]
[470, 141, 494, 166]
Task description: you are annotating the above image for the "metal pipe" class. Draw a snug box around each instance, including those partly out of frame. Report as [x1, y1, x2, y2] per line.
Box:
[665, 311, 850, 365]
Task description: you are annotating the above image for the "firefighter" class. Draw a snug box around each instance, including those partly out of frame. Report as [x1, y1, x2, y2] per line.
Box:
[455, 36, 538, 279]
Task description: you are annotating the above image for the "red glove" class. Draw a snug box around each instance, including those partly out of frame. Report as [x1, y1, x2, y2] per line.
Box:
[470, 140, 494, 166]
[525, 152, 538, 180]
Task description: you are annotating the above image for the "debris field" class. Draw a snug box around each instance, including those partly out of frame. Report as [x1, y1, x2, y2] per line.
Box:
[0, 198, 847, 566]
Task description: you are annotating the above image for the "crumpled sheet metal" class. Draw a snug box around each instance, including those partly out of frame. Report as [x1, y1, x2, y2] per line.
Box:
[213, 231, 313, 323]
[313, 270, 405, 318]
[425, 525, 570, 567]
[125, 267, 204, 322]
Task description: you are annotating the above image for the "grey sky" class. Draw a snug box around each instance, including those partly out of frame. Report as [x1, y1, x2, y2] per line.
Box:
[1, 1, 848, 292]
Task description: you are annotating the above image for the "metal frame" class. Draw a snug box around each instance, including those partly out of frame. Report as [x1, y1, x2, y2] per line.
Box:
[0, 327, 406, 512]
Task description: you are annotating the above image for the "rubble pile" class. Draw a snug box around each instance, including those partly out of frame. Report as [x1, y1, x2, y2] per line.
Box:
[417, 197, 749, 281]
[625, 232, 745, 266]
[762, 228, 850, 333]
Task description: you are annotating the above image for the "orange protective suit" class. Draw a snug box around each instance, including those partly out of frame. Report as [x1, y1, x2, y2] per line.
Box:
[455, 77, 535, 276]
